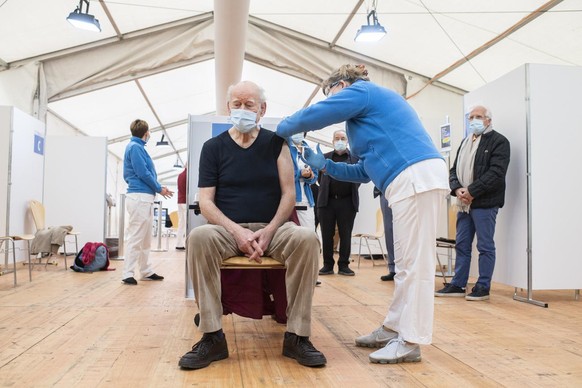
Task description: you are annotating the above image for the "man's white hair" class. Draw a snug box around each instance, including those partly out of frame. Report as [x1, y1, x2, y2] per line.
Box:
[226, 81, 267, 103]
[468, 105, 493, 120]
[332, 129, 347, 140]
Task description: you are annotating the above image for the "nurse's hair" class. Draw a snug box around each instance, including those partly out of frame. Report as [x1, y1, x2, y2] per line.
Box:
[322, 64, 370, 96]
[130, 119, 149, 138]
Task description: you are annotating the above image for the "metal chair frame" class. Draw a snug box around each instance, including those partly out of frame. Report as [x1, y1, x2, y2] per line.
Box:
[354, 209, 388, 268]
[1, 235, 34, 286]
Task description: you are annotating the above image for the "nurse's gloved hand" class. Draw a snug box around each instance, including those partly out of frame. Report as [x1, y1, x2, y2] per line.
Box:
[300, 144, 326, 171]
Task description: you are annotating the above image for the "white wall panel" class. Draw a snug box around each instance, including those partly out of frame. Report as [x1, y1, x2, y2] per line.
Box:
[528, 64, 582, 290]
[0, 106, 45, 261]
[44, 136, 107, 249]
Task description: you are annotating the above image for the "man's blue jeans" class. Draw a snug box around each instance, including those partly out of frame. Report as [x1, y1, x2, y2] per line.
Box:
[380, 194, 395, 273]
[451, 207, 499, 291]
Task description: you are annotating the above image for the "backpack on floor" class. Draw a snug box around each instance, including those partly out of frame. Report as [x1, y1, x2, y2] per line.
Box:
[71, 242, 114, 272]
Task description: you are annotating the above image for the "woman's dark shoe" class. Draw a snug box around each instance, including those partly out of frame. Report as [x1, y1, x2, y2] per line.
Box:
[145, 273, 164, 281]
[122, 277, 137, 285]
[380, 272, 396, 281]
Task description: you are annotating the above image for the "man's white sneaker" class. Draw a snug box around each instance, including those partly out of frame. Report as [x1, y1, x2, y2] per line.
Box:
[369, 338, 421, 364]
[355, 326, 398, 348]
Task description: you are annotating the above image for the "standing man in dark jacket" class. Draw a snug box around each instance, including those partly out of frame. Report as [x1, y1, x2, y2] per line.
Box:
[435, 105, 510, 301]
[318, 130, 359, 276]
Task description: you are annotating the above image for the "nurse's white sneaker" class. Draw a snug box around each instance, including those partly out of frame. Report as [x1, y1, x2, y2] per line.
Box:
[369, 338, 421, 364]
[355, 326, 398, 348]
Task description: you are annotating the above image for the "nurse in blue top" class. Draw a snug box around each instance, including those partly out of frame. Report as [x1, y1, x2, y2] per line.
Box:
[122, 119, 173, 286]
[277, 64, 449, 365]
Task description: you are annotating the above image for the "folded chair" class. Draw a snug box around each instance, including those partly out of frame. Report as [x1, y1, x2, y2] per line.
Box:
[354, 208, 388, 268]
[29, 200, 79, 269]
[166, 210, 179, 237]
[436, 237, 456, 285]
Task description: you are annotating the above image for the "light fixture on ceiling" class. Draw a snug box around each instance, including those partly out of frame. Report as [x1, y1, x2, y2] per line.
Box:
[173, 157, 183, 169]
[355, 5, 386, 42]
[156, 134, 169, 147]
[66, 0, 101, 32]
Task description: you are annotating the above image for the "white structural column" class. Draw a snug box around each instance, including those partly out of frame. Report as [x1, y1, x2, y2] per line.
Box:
[214, 0, 250, 115]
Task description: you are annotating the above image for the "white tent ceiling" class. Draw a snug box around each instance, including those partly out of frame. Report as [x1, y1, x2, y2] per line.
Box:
[1, 0, 581, 184]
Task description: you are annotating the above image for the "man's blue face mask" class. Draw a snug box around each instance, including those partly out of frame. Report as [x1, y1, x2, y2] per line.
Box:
[229, 109, 258, 133]
[469, 119, 486, 135]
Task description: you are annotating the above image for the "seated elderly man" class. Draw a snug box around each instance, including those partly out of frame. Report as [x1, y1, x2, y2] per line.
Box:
[179, 81, 326, 370]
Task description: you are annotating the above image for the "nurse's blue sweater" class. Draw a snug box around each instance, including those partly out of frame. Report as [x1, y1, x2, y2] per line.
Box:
[123, 137, 162, 195]
[277, 80, 442, 193]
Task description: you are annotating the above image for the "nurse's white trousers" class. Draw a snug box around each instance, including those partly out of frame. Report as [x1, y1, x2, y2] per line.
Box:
[383, 188, 445, 344]
[122, 193, 155, 279]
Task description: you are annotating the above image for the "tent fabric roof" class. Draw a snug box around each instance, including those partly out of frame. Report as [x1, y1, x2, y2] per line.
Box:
[1, 0, 581, 183]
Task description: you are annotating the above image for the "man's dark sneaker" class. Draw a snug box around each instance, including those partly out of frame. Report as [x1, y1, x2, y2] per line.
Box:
[338, 266, 355, 276]
[465, 285, 490, 301]
[434, 283, 465, 297]
[318, 266, 334, 275]
[145, 273, 164, 281]
[122, 277, 137, 285]
[179, 330, 229, 369]
[380, 272, 396, 281]
[282, 332, 326, 367]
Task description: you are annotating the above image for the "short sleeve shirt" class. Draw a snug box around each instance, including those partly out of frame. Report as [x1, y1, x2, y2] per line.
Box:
[198, 129, 285, 223]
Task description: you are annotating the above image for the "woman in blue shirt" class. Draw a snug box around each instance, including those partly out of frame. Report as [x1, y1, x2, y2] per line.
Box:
[277, 64, 448, 365]
[122, 119, 173, 285]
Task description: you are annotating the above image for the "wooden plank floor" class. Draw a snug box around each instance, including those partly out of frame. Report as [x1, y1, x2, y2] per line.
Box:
[1, 244, 581, 387]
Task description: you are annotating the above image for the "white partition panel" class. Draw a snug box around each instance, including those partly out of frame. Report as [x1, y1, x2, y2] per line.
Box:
[0, 106, 45, 261]
[44, 136, 107, 248]
[465, 64, 582, 291]
[528, 65, 582, 290]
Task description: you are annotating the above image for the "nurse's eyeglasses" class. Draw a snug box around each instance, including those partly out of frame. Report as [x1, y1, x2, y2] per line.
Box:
[323, 81, 341, 97]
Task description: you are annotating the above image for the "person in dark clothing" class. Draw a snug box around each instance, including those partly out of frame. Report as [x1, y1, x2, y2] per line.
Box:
[435, 105, 510, 301]
[317, 130, 359, 276]
[310, 182, 320, 231]
[373, 187, 396, 281]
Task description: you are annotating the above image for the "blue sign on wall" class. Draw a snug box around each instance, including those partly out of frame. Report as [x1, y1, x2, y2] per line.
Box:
[212, 123, 231, 137]
[34, 134, 44, 155]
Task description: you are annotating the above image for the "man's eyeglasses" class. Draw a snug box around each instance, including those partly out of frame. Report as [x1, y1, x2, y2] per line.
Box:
[323, 81, 341, 97]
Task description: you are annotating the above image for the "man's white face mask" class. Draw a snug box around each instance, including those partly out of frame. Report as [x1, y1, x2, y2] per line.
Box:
[334, 140, 347, 152]
[229, 109, 258, 133]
